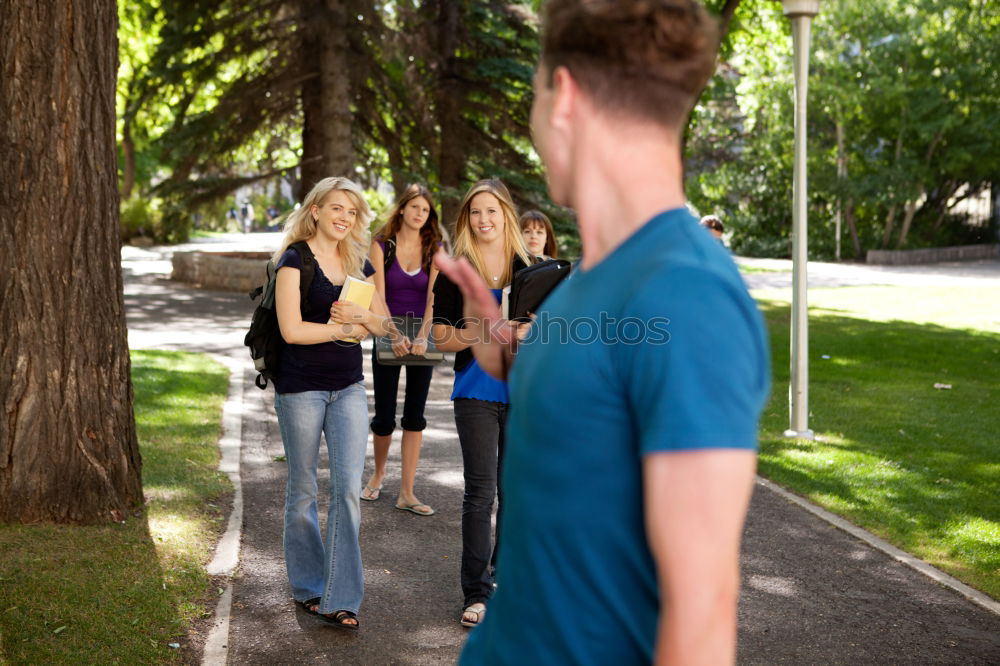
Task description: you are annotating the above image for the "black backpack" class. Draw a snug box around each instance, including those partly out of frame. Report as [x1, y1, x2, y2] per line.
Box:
[244, 240, 316, 389]
[382, 236, 397, 272]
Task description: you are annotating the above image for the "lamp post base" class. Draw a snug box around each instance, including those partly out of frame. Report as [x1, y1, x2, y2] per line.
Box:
[783, 428, 815, 440]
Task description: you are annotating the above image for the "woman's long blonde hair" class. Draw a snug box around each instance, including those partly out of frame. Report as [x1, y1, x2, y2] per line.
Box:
[452, 179, 531, 285]
[272, 176, 374, 279]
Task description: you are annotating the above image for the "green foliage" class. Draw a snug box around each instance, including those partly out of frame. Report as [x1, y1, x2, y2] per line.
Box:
[121, 194, 162, 241]
[157, 200, 194, 244]
[688, 0, 1000, 258]
[756, 289, 1000, 598]
[117, 0, 554, 243]
[0, 350, 230, 664]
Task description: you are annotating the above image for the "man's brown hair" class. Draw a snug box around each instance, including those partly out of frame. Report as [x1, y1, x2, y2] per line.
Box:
[541, 0, 719, 129]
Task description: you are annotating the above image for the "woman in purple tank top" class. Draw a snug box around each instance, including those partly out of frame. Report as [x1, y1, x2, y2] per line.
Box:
[361, 184, 444, 517]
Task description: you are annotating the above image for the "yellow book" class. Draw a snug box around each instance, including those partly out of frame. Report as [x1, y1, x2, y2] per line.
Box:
[331, 275, 375, 342]
[340, 275, 375, 309]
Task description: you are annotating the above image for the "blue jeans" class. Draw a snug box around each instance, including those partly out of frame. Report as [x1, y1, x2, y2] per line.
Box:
[453, 398, 508, 606]
[274, 383, 368, 614]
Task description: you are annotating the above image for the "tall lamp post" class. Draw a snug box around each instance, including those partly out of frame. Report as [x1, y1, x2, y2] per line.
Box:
[782, 0, 820, 440]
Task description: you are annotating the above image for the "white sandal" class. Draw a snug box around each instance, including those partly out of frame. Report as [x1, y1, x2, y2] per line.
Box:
[460, 603, 486, 627]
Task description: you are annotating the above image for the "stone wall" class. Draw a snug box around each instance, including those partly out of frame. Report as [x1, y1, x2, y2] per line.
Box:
[171, 251, 271, 293]
[866, 244, 999, 265]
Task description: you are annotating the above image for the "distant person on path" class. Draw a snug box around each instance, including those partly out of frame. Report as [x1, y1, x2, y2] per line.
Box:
[431, 179, 532, 628]
[361, 184, 444, 517]
[518, 209, 558, 259]
[701, 213, 725, 242]
[271, 176, 400, 631]
[436, 1, 770, 663]
[242, 201, 256, 233]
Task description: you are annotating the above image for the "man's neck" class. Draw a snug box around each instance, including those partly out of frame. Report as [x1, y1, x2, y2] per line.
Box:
[570, 121, 686, 270]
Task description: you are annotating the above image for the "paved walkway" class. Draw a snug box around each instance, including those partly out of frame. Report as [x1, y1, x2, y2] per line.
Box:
[123, 234, 1000, 665]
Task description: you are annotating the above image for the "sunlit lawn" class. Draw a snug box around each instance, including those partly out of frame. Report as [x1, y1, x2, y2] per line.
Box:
[738, 264, 790, 274]
[755, 285, 1000, 599]
[0, 351, 230, 664]
[190, 229, 231, 239]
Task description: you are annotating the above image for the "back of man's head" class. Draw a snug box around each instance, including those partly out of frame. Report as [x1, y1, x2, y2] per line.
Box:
[541, 0, 719, 131]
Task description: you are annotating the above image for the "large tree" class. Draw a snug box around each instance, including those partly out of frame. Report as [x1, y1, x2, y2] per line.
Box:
[120, 0, 550, 238]
[357, 0, 542, 230]
[121, 0, 379, 212]
[0, 1, 143, 523]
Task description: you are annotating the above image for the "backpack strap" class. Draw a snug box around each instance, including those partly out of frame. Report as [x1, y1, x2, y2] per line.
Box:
[289, 240, 316, 317]
[382, 237, 396, 274]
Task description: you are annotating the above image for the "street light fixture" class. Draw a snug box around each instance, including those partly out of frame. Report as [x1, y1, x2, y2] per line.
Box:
[782, 0, 820, 440]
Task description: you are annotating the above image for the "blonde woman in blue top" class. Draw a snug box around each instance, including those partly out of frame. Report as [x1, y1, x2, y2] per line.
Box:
[273, 176, 401, 631]
[431, 178, 531, 628]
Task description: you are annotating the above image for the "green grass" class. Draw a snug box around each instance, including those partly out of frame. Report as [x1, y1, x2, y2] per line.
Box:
[738, 264, 790, 273]
[756, 287, 1000, 599]
[753, 285, 1000, 333]
[0, 350, 230, 664]
[189, 229, 230, 239]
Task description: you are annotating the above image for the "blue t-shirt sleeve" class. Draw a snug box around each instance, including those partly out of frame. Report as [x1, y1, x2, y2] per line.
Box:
[276, 247, 302, 271]
[363, 259, 375, 278]
[620, 266, 769, 456]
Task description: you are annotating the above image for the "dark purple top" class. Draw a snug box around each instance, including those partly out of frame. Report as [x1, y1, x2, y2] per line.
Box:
[273, 246, 375, 394]
[378, 239, 430, 317]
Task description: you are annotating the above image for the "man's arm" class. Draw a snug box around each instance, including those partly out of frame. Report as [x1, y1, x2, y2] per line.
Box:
[275, 267, 367, 343]
[643, 449, 756, 666]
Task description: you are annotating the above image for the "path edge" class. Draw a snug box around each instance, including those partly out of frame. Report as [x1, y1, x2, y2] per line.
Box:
[756, 476, 1000, 616]
[202, 359, 246, 665]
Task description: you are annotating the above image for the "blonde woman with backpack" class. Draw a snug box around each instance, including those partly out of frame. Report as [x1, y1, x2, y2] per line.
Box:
[272, 176, 400, 631]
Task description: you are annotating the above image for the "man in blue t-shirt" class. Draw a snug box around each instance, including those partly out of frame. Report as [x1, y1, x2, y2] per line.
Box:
[434, 1, 770, 663]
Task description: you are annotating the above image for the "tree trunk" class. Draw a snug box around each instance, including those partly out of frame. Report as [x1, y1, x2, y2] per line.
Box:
[837, 117, 861, 260]
[880, 131, 905, 249]
[880, 205, 898, 249]
[895, 193, 922, 249]
[434, 0, 465, 236]
[717, 0, 743, 37]
[835, 119, 847, 261]
[896, 132, 942, 248]
[0, 1, 142, 523]
[844, 203, 862, 259]
[298, 0, 353, 196]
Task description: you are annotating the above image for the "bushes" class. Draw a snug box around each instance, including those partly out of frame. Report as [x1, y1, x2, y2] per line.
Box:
[120, 195, 197, 244]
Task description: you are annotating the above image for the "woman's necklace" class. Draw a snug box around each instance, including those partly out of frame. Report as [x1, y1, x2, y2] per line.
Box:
[484, 249, 504, 284]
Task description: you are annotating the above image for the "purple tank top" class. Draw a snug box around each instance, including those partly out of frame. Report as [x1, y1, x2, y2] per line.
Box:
[379, 239, 429, 317]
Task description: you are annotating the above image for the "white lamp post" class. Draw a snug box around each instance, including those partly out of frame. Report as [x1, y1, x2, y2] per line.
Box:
[782, 0, 820, 440]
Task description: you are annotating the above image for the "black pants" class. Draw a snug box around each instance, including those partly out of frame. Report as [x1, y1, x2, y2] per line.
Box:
[370, 347, 434, 436]
[453, 398, 508, 606]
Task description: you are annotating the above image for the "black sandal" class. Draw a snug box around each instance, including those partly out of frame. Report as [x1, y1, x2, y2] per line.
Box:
[320, 609, 360, 631]
[295, 597, 322, 616]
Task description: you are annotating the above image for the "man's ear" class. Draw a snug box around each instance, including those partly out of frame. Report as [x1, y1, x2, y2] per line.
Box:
[549, 66, 577, 131]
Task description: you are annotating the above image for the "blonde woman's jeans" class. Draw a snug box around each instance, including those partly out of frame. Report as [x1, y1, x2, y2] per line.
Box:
[274, 383, 368, 614]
